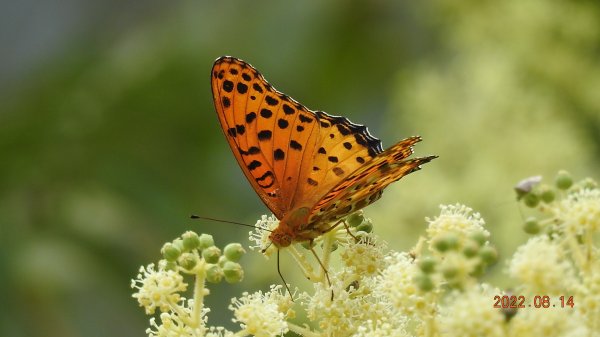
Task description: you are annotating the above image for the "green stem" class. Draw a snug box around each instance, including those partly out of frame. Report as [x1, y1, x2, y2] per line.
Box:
[288, 245, 320, 281]
[190, 261, 207, 328]
[287, 322, 321, 337]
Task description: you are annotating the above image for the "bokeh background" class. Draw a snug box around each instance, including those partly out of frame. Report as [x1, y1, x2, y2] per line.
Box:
[1, 0, 599, 336]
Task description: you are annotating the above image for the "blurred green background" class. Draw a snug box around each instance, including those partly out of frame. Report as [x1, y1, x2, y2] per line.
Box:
[1, 0, 599, 336]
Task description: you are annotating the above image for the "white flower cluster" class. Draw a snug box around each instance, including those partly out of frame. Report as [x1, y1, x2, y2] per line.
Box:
[133, 174, 600, 337]
[230, 286, 289, 337]
[508, 236, 576, 295]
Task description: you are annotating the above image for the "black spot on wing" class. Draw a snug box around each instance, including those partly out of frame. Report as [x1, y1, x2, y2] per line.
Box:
[253, 83, 263, 93]
[242, 73, 251, 81]
[332, 167, 345, 176]
[256, 171, 275, 188]
[240, 146, 260, 156]
[299, 114, 313, 123]
[260, 108, 273, 118]
[278, 119, 289, 129]
[237, 82, 248, 94]
[222, 97, 231, 108]
[283, 104, 295, 115]
[223, 80, 234, 92]
[258, 130, 272, 141]
[236, 124, 245, 135]
[266, 96, 279, 106]
[246, 112, 256, 123]
[247, 160, 262, 170]
[290, 140, 302, 151]
[274, 148, 285, 160]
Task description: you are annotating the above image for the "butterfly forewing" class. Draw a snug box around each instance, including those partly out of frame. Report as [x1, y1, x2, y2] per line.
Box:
[212, 57, 387, 216]
[212, 58, 284, 217]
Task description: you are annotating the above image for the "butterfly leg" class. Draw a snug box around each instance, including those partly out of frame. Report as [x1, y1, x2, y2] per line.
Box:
[308, 242, 334, 301]
[322, 218, 360, 243]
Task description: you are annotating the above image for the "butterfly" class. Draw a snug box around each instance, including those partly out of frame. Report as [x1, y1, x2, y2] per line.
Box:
[211, 56, 436, 248]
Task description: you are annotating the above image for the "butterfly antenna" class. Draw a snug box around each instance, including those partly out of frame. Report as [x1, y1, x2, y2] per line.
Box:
[190, 215, 273, 232]
[277, 250, 294, 301]
[261, 241, 273, 254]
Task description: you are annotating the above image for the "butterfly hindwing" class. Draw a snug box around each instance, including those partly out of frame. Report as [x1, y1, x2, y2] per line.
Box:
[308, 137, 437, 225]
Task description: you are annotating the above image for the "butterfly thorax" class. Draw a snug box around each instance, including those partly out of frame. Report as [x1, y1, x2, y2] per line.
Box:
[269, 207, 311, 248]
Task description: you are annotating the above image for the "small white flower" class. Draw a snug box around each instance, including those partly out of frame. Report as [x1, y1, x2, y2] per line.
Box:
[131, 263, 187, 314]
[509, 306, 589, 337]
[578, 255, 600, 331]
[352, 320, 410, 337]
[557, 188, 600, 235]
[426, 204, 489, 251]
[438, 284, 504, 337]
[375, 252, 430, 318]
[507, 236, 576, 294]
[249, 214, 279, 257]
[302, 272, 389, 337]
[205, 326, 235, 337]
[341, 234, 388, 276]
[230, 288, 288, 337]
[146, 309, 205, 337]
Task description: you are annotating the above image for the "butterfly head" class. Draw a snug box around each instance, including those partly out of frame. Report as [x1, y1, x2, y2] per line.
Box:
[269, 207, 311, 248]
[269, 230, 293, 248]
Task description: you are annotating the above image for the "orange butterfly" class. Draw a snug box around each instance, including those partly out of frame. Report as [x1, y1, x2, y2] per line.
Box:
[211, 56, 436, 248]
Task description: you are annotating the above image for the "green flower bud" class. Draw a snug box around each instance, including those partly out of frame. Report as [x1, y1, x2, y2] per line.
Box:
[202, 246, 221, 264]
[470, 231, 488, 246]
[555, 170, 573, 190]
[346, 211, 364, 227]
[163, 260, 178, 271]
[418, 257, 436, 274]
[300, 241, 314, 250]
[434, 233, 459, 252]
[356, 219, 373, 233]
[469, 262, 486, 277]
[329, 241, 339, 252]
[182, 231, 200, 251]
[172, 239, 184, 251]
[414, 273, 434, 292]
[224, 243, 246, 262]
[161, 243, 182, 262]
[523, 192, 540, 208]
[198, 234, 215, 250]
[580, 178, 598, 190]
[442, 265, 459, 279]
[463, 241, 480, 258]
[523, 216, 540, 234]
[223, 261, 244, 283]
[539, 186, 555, 203]
[179, 252, 197, 270]
[479, 246, 498, 265]
[205, 263, 223, 283]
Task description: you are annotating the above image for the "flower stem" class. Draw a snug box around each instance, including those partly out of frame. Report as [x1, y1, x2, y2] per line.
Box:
[287, 322, 320, 337]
